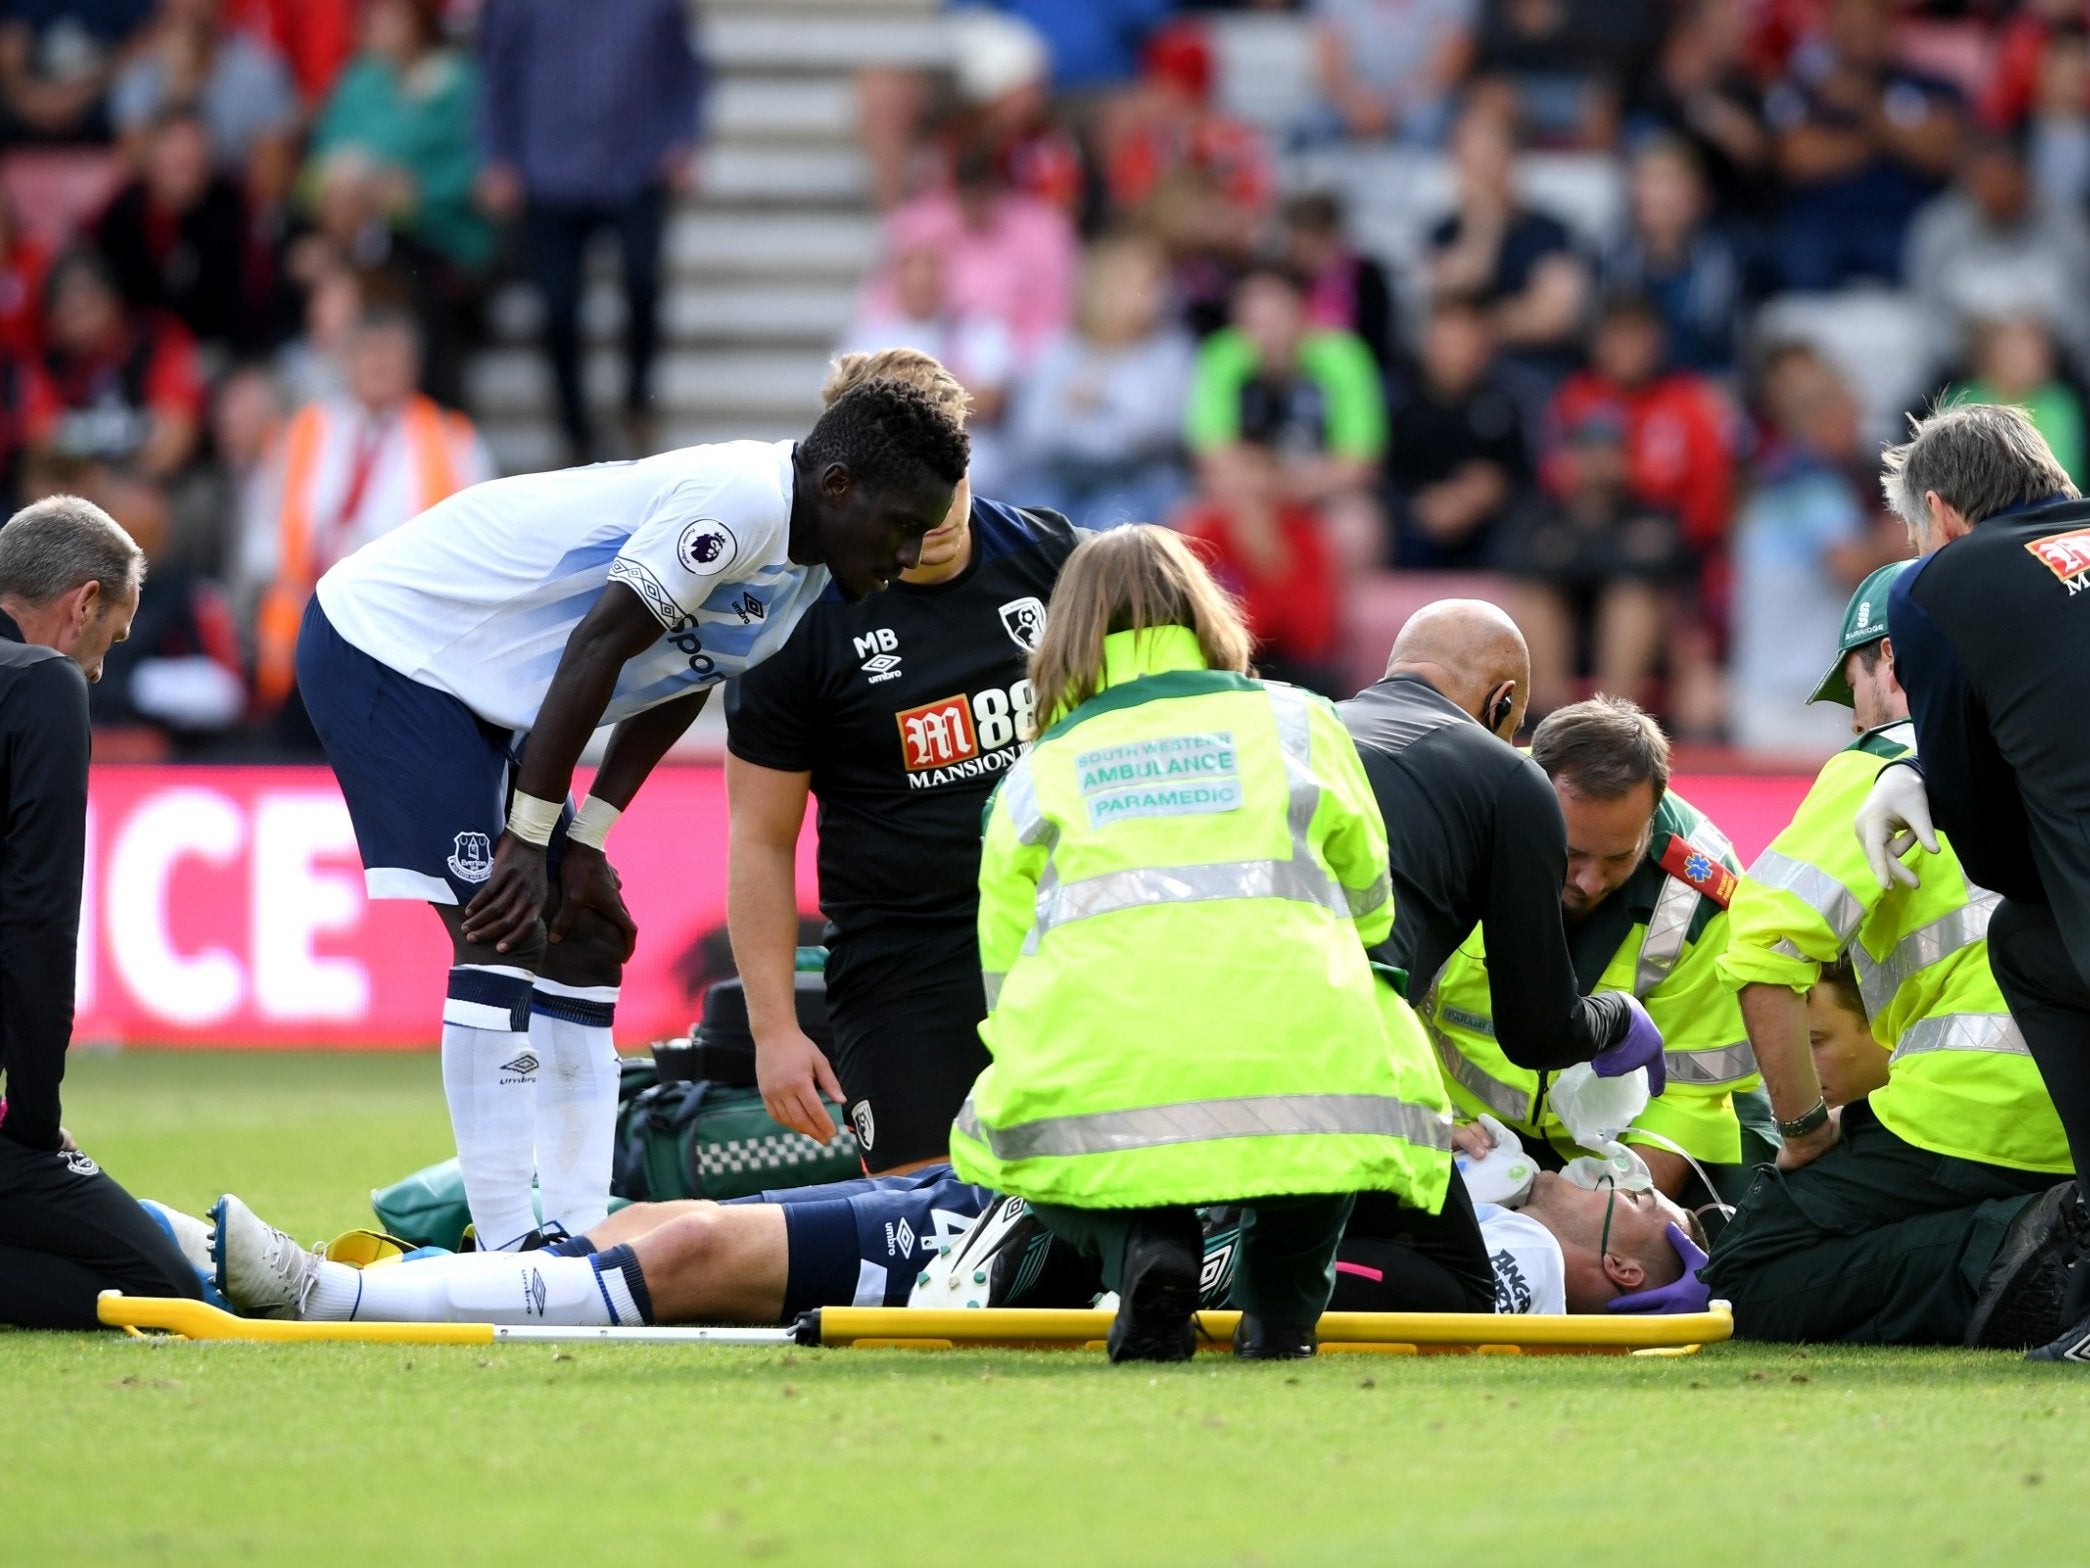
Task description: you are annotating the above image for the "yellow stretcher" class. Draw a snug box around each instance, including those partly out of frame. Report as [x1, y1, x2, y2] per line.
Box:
[98, 1292, 1732, 1355]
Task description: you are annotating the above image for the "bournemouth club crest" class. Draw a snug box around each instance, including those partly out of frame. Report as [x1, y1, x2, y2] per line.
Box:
[998, 596, 1046, 651]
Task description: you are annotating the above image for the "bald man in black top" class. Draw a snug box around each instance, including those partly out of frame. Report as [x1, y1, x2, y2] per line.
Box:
[1337, 600, 1645, 1071]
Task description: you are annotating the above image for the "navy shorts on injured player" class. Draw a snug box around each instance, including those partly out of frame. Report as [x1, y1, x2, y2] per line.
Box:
[296, 597, 621, 1250]
[744, 1166, 996, 1317]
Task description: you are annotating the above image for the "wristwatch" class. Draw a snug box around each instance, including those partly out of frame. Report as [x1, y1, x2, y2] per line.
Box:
[1777, 1097, 1830, 1139]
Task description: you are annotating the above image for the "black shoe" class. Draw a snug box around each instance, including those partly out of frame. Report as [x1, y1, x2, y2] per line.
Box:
[1967, 1181, 2090, 1350]
[1233, 1315, 1318, 1360]
[2027, 1314, 2090, 1363]
[1106, 1222, 1201, 1364]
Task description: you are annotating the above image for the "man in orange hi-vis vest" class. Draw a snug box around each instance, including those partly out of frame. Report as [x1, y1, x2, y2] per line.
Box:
[242, 306, 492, 715]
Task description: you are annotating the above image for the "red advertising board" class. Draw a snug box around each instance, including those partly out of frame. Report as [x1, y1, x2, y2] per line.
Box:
[73, 764, 817, 1049]
[71, 765, 1811, 1049]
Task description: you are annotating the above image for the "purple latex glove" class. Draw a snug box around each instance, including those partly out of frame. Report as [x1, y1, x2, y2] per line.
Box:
[1607, 1222, 1712, 1314]
[1590, 993, 1666, 1096]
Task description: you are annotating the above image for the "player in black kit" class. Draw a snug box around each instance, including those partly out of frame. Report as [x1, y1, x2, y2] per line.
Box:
[725, 351, 1080, 1171]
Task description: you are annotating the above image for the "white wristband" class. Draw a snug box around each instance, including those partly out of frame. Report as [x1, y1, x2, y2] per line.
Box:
[505, 791, 563, 847]
[566, 795, 623, 852]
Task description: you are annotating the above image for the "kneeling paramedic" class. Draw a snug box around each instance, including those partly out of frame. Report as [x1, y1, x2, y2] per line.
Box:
[1708, 562, 2080, 1346]
[947, 525, 1454, 1363]
[1420, 696, 1762, 1209]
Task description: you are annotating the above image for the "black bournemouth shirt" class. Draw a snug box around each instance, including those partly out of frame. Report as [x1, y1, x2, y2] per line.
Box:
[724, 499, 1079, 940]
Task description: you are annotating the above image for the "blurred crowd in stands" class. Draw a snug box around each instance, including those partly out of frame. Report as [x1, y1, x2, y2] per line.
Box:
[848, 0, 2090, 752]
[0, 0, 2084, 760]
[0, 0, 699, 756]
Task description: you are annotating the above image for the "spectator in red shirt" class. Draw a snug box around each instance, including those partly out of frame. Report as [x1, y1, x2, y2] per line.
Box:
[96, 106, 268, 351]
[224, 0, 357, 108]
[0, 193, 49, 361]
[1103, 20, 1273, 337]
[24, 249, 206, 544]
[1542, 292, 1734, 558]
[1176, 426, 1344, 697]
[1500, 404, 1685, 719]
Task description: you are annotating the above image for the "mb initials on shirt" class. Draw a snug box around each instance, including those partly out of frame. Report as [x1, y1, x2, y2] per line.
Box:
[2027, 526, 2090, 596]
[856, 627, 903, 683]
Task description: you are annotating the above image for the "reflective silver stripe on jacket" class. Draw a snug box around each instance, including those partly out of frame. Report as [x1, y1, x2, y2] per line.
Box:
[1890, 1012, 2031, 1064]
[1664, 1040, 1758, 1087]
[982, 972, 1004, 1011]
[1418, 985, 1530, 1122]
[1029, 857, 1357, 944]
[1747, 849, 1866, 944]
[1854, 890, 1999, 1018]
[1000, 756, 1054, 849]
[1020, 683, 1367, 953]
[954, 1090, 1452, 1162]
[1636, 824, 1736, 995]
[1636, 872, 1699, 996]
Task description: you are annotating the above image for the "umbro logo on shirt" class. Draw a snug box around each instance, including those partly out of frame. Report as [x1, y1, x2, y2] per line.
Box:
[854, 628, 903, 683]
[730, 591, 765, 624]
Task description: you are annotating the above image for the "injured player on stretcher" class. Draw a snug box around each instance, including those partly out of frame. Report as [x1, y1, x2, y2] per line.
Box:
[168, 1122, 1709, 1329]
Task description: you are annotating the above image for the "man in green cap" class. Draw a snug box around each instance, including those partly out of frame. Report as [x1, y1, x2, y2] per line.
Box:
[1701, 563, 2086, 1344]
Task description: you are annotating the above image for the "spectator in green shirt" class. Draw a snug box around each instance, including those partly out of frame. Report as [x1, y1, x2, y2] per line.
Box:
[1948, 314, 2085, 486]
[303, 0, 491, 275]
[1185, 262, 1388, 567]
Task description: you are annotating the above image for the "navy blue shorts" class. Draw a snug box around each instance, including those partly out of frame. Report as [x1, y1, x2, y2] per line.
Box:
[297, 599, 570, 905]
[730, 1165, 995, 1319]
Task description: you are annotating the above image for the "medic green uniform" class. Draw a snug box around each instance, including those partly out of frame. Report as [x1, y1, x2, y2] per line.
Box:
[1703, 563, 2071, 1345]
[951, 626, 1453, 1328]
[1421, 789, 1761, 1175]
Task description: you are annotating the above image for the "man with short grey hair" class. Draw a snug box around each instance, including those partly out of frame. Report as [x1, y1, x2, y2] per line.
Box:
[1855, 401, 2090, 1362]
[0, 493, 147, 684]
[0, 494, 201, 1329]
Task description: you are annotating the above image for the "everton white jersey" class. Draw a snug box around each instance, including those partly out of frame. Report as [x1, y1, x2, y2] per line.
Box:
[315, 440, 828, 732]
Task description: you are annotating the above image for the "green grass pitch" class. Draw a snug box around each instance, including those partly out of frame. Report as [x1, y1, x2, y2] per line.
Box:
[5, 1052, 2087, 1567]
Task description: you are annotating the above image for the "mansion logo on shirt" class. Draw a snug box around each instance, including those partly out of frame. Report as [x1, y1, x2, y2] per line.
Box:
[2027, 526, 2090, 595]
[896, 682, 1036, 788]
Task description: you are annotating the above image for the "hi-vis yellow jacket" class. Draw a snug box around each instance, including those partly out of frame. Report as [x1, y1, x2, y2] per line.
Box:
[1719, 721, 2068, 1173]
[1420, 789, 1758, 1165]
[949, 625, 1453, 1212]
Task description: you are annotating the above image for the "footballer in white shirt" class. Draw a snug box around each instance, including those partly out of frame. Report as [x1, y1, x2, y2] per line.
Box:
[294, 378, 969, 1251]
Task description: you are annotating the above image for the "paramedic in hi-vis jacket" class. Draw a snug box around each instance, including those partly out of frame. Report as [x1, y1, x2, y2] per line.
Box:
[1706, 562, 2076, 1348]
[948, 526, 1454, 1364]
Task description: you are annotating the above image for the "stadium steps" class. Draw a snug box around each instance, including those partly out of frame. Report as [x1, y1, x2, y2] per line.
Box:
[474, 0, 940, 475]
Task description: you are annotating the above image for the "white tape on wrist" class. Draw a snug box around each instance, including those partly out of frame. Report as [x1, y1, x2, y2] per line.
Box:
[505, 791, 563, 847]
[566, 795, 623, 852]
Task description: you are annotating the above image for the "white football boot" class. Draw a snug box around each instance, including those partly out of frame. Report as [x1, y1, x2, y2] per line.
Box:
[210, 1194, 323, 1319]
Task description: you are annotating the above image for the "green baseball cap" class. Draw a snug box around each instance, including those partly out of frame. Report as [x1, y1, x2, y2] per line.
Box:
[1810, 560, 1914, 707]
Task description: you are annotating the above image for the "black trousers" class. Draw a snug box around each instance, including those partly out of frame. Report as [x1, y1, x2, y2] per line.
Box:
[1331, 1178, 1496, 1314]
[522, 184, 668, 450]
[1989, 896, 2090, 1195]
[1699, 1102, 2054, 1343]
[0, 1136, 201, 1330]
[1031, 1193, 1357, 1328]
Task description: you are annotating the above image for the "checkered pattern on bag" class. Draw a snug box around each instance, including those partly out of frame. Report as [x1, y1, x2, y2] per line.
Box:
[696, 1129, 863, 1178]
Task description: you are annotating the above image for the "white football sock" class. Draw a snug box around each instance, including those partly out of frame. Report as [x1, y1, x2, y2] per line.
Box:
[528, 981, 621, 1234]
[441, 964, 541, 1251]
[304, 1245, 654, 1326]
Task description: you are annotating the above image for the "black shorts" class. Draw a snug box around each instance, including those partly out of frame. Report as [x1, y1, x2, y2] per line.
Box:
[823, 923, 988, 1172]
[0, 1135, 202, 1330]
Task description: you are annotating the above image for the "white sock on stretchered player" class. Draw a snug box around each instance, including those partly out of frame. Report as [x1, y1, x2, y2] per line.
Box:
[311, 1245, 654, 1326]
[440, 963, 541, 1251]
[527, 981, 621, 1235]
[213, 1193, 656, 1326]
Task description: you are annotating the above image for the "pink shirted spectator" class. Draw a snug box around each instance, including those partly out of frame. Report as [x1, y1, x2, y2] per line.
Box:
[863, 153, 1077, 365]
